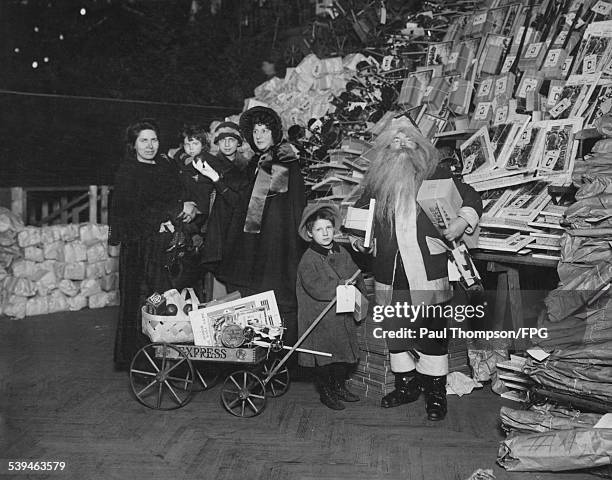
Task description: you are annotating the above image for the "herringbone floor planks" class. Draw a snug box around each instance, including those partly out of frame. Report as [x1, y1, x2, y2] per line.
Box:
[0, 308, 593, 480]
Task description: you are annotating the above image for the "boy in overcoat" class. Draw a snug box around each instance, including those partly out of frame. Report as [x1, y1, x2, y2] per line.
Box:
[296, 203, 366, 410]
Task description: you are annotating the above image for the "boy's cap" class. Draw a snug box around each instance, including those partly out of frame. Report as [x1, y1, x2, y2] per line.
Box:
[214, 121, 243, 145]
[298, 203, 341, 242]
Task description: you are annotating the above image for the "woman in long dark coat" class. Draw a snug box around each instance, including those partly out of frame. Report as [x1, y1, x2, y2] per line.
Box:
[109, 119, 195, 371]
[221, 107, 306, 347]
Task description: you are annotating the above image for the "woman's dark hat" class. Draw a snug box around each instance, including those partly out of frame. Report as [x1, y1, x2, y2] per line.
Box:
[239, 106, 283, 152]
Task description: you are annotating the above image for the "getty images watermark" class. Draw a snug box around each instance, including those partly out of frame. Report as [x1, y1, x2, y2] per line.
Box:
[371, 302, 548, 341]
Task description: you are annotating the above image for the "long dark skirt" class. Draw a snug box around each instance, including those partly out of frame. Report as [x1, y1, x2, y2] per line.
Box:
[113, 232, 173, 369]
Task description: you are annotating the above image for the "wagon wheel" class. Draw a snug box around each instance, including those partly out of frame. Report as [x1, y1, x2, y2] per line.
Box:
[129, 343, 194, 410]
[262, 357, 290, 397]
[220, 370, 266, 417]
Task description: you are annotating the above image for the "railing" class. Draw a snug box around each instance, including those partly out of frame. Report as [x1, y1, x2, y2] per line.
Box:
[10, 186, 112, 226]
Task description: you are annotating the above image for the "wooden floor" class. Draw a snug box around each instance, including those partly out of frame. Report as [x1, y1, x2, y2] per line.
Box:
[0, 308, 592, 480]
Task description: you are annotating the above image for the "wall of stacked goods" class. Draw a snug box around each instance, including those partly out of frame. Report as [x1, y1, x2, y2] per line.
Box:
[0, 208, 119, 319]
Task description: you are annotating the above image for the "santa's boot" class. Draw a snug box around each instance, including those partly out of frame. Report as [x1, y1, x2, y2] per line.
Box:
[380, 371, 421, 408]
[421, 373, 447, 421]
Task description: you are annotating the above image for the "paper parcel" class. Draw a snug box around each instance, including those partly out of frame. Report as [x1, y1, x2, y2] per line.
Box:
[417, 178, 479, 249]
[336, 284, 369, 322]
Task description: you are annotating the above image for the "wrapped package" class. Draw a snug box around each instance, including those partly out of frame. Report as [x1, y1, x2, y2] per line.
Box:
[0, 207, 24, 233]
[13, 277, 37, 297]
[24, 246, 44, 263]
[26, 296, 49, 317]
[59, 224, 79, 242]
[37, 269, 58, 296]
[88, 291, 109, 309]
[106, 290, 120, 306]
[58, 279, 80, 297]
[67, 294, 87, 311]
[107, 244, 120, 257]
[11, 259, 38, 279]
[86, 243, 107, 263]
[105, 257, 119, 274]
[86, 261, 106, 279]
[0, 231, 17, 247]
[0, 245, 21, 269]
[43, 241, 64, 261]
[40, 225, 61, 244]
[3, 295, 27, 319]
[80, 278, 101, 297]
[48, 290, 69, 313]
[17, 226, 41, 248]
[500, 406, 602, 434]
[64, 262, 86, 281]
[64, 241, 87, 263]
[468, 349, 510, 382]
[80, 223, 109, 246]
[498, 428, 612, 471]
[100, 272, 119, 291]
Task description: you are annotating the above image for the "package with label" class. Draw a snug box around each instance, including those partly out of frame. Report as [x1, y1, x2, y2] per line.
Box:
[417, 178, 480, 249]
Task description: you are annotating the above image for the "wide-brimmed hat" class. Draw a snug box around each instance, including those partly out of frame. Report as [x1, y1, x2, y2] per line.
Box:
[239, 106, 283, 152]
[298, 203, 341, 242]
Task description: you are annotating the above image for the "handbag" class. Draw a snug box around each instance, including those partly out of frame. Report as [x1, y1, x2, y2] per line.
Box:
[165, 221, 203, 290]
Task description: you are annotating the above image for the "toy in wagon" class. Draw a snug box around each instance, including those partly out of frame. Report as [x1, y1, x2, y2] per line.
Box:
[129, 281, 360, 417]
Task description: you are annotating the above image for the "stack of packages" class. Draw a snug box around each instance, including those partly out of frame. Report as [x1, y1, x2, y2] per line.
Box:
[244, 52, 368, 130]
[497, 404, 612, 474]
[0, 208, 119, 319]
[493, 109, 612, 471]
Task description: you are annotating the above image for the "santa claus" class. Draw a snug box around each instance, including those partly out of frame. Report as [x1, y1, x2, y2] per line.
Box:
[354, 118, 482, 420]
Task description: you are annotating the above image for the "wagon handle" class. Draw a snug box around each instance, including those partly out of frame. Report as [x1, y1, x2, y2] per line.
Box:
[262, 269, 361, 385]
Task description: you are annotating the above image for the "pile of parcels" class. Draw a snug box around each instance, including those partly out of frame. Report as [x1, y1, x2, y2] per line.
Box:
[0, 208, 119, 319]
[248, 0, 612, 262]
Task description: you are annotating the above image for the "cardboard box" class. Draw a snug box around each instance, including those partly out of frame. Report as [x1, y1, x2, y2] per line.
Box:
[416, 179, 479, 249]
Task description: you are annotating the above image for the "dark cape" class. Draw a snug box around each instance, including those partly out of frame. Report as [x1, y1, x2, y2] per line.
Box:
[219, 140, 307, 342]
[109, 154, 185, 369]
[200, 152, 252, 271]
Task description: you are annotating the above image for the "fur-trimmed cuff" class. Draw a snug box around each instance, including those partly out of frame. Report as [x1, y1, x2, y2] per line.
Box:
[457, 206, 479, 235]
[415, 352, 449, 376]
[390, 351, 416, 373]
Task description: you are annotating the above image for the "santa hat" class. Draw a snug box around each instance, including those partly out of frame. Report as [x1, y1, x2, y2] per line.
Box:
[213, 122, 243, 145]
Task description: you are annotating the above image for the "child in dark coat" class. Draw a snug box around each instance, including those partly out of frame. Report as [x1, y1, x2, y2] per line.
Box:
[296, 203, 365, 410]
